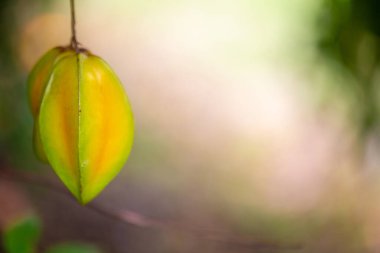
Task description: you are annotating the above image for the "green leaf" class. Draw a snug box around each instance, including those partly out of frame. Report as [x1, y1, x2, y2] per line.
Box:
[2, 215, 41, 253]
[45, 243, 101, 253]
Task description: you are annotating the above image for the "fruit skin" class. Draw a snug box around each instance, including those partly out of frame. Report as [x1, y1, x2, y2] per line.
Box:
[27, 47, 75, 162]
[28, 47, 62, 116]
[38, 52, 134, 204]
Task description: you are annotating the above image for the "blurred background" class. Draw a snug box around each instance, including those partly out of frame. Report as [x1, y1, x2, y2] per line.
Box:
[2, 0, 380, 252]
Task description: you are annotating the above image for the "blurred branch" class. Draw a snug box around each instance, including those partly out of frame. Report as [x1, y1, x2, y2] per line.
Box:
[1, 169, 302, 251]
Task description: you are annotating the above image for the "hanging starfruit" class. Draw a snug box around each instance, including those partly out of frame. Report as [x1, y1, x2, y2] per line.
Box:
[28, 48, 134, 204]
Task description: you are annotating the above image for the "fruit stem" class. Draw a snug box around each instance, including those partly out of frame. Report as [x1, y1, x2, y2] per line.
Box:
[70, 0, 79, 52]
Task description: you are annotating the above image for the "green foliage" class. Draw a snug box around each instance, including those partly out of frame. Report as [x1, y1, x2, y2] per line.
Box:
[2, 215, 102, 253]
[45, 243, 101, 253]
[2, 215, 41, 253]
[316, 0, 380, 140]
[0, 0, 37, 168]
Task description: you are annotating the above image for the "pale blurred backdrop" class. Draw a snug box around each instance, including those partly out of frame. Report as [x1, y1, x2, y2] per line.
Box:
[2, 0, 380, 252]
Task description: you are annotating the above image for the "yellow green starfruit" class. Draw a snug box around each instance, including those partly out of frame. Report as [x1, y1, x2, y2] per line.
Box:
[28, 47, 134, 204]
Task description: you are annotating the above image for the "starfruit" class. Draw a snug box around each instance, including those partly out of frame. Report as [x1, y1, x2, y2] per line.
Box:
[28, 48, 134, 204]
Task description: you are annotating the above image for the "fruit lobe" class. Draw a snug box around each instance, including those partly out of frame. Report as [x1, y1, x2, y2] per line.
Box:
[27, 47, 75, 162]
[28, 47, 62, 117]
